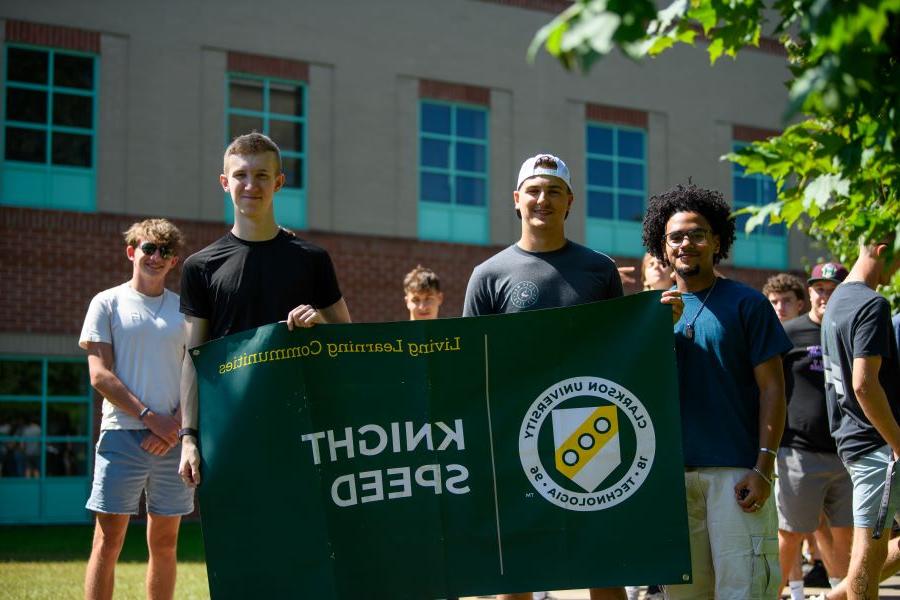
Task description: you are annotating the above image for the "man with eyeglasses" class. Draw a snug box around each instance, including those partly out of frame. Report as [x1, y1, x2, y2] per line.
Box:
[463, 153, 682, 600]
[80, 218, 194, 600]
[641, 183, 791, 599]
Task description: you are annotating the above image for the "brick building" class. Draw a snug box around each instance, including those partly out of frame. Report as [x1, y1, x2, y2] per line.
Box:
[0, 1, 815, 523]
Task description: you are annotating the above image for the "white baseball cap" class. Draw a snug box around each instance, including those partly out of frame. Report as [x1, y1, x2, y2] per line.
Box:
[516, 153, 572, 191]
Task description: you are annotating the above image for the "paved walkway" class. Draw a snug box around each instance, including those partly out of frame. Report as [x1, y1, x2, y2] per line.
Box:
[460, 574, 900, 599]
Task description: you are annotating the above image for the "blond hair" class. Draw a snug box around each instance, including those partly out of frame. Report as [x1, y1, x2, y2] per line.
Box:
[123, 219, 184, 252]
[223, 132, 282, 172]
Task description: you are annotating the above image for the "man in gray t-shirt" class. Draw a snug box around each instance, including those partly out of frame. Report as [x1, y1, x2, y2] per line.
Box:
[463, 153, 623, 319]
[462, 154, 680, 600]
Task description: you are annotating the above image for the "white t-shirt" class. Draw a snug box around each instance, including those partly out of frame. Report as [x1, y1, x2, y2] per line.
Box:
[79, 283, 186, 430]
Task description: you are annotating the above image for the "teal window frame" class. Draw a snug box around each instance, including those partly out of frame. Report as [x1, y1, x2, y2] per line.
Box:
[585, 122, 647, 258]
[731, 142, 787, 269]
[418, 99, 489, 245]
[0, 355, 93, 524]
[1, 43, 98, 211]
[224, 72, 307, 229]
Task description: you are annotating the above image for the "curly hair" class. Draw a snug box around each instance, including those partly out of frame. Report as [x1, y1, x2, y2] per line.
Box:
[641, 183, 736, 265]
[403, 265, 441, 294]
[762, 273, 805, 301]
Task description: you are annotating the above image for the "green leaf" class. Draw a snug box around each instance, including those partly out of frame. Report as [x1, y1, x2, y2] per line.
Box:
[708, 37, 725, 64]
[803, 173, 850, 209]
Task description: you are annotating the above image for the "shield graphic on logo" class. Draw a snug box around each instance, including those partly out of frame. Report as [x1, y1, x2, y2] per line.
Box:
[552, 406, 621, 492]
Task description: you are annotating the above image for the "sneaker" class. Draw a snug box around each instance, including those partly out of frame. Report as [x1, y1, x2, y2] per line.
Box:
[804, 560, 830, 588]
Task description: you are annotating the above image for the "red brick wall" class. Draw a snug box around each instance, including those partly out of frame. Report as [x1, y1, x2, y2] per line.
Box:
[733, 124, 781, 142]
[6, 20, 100, 53]
[419, 79, 491, 106]
[586, 103, 649, 129]
[227, 51, 309, 82]
[0, 207, 785, 336]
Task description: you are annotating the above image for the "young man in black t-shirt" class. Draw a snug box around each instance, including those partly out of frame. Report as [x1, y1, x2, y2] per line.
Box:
[178, 133, 351, 487]
[776, 262, 851, 600]
[815, 240, 900, 600]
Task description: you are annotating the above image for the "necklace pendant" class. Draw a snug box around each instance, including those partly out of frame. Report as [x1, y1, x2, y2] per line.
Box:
[685, 325, 694, 340]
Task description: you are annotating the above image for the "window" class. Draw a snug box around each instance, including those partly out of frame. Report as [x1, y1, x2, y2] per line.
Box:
[1, 44, 97, 211]
[418, 101, 489, 244]
[225, 73, 307, 228]
[584, 123, 647, 257]
[0, 356, 93, 523]
[731, 142, 787, 269]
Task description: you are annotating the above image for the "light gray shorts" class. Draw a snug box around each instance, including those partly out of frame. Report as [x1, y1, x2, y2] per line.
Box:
[86, 430, 194, 516]
[775, 447, 853, 531]
[845, 444, 900, 530]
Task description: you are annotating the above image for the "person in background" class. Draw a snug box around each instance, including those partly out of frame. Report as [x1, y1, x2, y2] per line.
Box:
[764, 273, 807, 323]
[404, 265, 443, 320]
[776, 262, 852, 600]
[815, 238, 900, 600]
[641, 252, 674, 292]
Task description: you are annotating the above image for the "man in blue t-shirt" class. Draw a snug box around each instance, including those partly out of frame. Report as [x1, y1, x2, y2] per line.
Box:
[641, 183, 791, 599]
[813, 238, 900, 600]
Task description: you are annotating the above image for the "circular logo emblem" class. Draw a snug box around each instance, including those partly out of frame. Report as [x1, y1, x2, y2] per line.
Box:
[510, 281, 539, 309]
[519, 376, 655, 511]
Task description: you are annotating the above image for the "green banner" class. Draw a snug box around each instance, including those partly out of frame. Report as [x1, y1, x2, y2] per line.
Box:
[192, 292, 690, 599]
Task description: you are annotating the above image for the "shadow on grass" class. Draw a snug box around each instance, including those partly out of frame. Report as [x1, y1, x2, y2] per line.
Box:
[0, 521, 206, 562]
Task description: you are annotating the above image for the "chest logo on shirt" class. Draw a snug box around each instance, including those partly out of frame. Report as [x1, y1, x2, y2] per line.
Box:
[510, 281, 539, 309]
[806, 344, 824, 372]
[519, 376, 656, 511]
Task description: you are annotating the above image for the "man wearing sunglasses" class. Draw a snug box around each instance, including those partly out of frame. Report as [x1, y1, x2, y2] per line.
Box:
[641, 183, 791, 599]
[80, 219, 193, 600]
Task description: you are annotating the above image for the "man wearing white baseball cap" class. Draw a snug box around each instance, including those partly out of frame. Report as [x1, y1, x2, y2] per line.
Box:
[464, 153, 624, 317]
[463, 153, 682, 600]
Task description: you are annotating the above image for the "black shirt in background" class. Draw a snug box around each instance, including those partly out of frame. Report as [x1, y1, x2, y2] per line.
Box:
[781, 314, 836, 453]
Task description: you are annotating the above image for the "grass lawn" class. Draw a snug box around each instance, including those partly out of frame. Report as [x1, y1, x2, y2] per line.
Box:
[0, 522, 210, 599]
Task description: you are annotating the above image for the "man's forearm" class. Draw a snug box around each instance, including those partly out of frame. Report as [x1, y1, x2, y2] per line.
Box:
[180, 351, 199, 430]
[756, 385, 785, 472]
[93, 368, 144, 417]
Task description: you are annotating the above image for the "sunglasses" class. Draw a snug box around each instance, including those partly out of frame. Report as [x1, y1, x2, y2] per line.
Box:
[138, 241, 175, 259]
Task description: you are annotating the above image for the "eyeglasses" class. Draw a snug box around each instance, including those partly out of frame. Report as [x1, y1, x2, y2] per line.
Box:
[665, 228, 710, 248]
[138, 241, 175, 259]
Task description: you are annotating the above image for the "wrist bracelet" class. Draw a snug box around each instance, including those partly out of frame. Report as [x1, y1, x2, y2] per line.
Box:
[752, 466, 774, 486]
[759, 447, 778, 457]
[138, 406, 151, 420]
[178, 428, 199, 441]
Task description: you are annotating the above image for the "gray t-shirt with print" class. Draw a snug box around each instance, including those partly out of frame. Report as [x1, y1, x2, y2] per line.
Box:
[463, 240, 623, 316]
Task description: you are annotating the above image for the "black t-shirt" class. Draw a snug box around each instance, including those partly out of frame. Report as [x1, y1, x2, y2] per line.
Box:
[180, 231, 343, 340]
[822, 282, 900, 462]
[781, 314, 836, 453]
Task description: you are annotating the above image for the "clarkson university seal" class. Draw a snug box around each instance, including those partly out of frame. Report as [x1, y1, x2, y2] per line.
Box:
[519, 376, 656, 511]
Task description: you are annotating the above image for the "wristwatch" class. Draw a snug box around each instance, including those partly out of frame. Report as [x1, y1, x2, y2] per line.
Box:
[178, 428, 199, 441]
[138, 406, 151, 421]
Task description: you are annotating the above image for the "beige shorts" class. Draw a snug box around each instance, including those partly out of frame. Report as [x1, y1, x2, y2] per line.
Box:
[665, 467, 780, 600]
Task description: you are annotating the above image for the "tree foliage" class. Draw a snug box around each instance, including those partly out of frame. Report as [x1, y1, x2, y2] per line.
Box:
[531, 0, 900, 303]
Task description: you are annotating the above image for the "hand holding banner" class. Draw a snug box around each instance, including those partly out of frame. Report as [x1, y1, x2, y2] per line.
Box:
[191, 292, 691, 599]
